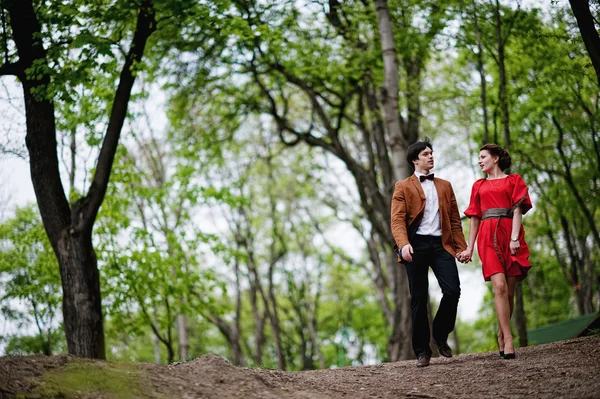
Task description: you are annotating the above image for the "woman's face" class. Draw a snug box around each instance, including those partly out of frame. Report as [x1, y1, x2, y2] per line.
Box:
[479, 150, 498, 174]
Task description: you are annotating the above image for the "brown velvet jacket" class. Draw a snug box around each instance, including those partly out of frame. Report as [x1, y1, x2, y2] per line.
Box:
[391, 174, 467, 263]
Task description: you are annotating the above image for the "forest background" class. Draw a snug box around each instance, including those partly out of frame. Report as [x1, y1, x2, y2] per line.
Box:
[0, 0, 598, 370]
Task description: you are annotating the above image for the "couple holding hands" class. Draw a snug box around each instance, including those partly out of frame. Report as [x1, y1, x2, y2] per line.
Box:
[391, 139, 532, 367]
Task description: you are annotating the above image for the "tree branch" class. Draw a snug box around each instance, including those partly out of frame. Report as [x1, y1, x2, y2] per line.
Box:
[502, 2, 522, 44]
[6, 0, 72, 244]
[75, 0, 156, 234]
[0, 61, 22, 77]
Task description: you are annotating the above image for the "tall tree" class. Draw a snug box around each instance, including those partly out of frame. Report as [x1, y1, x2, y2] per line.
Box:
[0, 0, 156, 358]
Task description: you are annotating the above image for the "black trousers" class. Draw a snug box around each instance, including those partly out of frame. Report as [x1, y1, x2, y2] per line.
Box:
[404, 234, 461, 358]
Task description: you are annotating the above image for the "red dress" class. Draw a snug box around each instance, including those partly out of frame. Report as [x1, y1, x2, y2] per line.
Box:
[464, 174, 532, 281]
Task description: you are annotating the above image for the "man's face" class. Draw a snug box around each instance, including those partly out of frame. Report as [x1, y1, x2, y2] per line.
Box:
[413, 147, 434, 171]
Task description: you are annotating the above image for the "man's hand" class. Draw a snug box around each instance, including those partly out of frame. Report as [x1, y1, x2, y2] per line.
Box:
[401, 244, 414, 262]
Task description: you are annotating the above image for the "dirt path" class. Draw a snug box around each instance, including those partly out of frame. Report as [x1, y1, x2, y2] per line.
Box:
[1, 336, 599, 398]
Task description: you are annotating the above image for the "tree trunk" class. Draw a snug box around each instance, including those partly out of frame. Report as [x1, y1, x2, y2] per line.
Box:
[373, 0, 409, 181]
[31, 299, 52, 356]
[307, 299, 326, 369]
[164, 297, 176, 364]
[364, 82, 394, 196]
[245, 240, 283, 368]
[56, 233, 106, 358]
[177, 314, 189, 361]
[494, 0, 510, 147]
[559, 216, 586, 315]
[248, 270, 265, 365]
[267, 265, 286, 370]
[211, 314, 246, 366]
[472, 0, 490, 144]
[232, 257, 246, 366]
[152, 317, 162, 364]
[230, 333, 245, 366]
[386, 253, 413, 361]
[568, 0, 600, 85]
[404, 60, 421, 147]
[452, 327, 460, 355]
[170, 260, 189, 361]
[514, 283, 527, 347]
[170, 260, 188, 361]
[366, 236, 393, 326]
[578, 235, 596, 314]
[596, 276, 600, 313]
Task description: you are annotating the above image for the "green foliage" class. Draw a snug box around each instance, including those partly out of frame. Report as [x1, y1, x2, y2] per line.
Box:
[0, 206, 63, 355]
[523, 230, 579, 327]
[2, 330, 66, 357]
[318, 260, 388, 365]
[96, 139, 226, 363]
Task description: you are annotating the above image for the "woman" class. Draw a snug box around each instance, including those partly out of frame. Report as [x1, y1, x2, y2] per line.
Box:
[458, 144, 532, 359]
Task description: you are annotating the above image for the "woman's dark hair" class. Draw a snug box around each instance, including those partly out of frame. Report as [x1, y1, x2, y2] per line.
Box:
[480, 143, 512, 171]
[406, 138, 433, 170]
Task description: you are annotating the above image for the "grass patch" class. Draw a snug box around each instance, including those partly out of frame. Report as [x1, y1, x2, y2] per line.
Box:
[39, 360, 156, 399]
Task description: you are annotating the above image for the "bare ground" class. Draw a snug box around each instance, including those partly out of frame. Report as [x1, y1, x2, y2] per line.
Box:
[1, 336, 599, 399]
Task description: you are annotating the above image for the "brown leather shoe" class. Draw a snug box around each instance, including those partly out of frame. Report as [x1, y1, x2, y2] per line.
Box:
[416, 354, 431, 367]
[433, 339, 453, 358]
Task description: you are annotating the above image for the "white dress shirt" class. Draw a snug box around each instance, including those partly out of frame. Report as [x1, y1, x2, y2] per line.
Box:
[414, 171, 442, 236]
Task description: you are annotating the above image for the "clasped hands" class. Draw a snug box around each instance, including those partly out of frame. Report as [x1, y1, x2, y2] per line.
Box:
[401, 244, 473, 264]
[456, 248, 473, 264]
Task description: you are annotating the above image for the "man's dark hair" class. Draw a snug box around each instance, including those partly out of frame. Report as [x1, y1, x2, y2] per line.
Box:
[406, 138, 433, 171]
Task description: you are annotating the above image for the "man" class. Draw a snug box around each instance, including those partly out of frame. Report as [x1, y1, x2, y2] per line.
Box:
[391, 138, 467, 367]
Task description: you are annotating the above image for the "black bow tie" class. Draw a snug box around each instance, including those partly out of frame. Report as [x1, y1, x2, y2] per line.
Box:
[419, 174, 434, 182]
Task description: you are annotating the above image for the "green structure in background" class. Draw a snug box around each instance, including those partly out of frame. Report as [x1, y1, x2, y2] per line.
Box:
[527, 313, 600, 345]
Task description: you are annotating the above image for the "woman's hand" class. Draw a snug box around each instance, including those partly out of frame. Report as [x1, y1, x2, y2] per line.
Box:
[510, 239, 520, 255]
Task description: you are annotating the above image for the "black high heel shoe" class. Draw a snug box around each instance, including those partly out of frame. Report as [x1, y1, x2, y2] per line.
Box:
[503, 352, 516, 359]
[499, 351, 504, 357]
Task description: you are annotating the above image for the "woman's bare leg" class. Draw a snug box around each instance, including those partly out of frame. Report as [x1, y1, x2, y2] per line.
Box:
[491, 273, 514, 355]
[498, 276, 518, 352]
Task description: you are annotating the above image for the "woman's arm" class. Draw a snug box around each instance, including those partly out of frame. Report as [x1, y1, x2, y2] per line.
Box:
[509, 207, 522, 255]
[467, 216, 481, 250]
